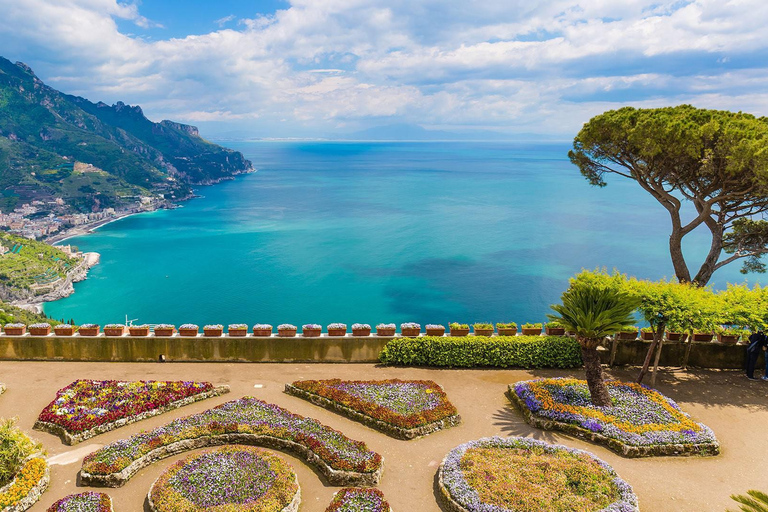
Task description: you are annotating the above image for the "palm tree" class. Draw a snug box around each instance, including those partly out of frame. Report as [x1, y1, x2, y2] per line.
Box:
[730, 490, 768, 512]
[548, 283, 638, 407]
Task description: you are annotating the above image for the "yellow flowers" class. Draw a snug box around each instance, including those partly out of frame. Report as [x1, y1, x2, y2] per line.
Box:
[0, 457, 48, 508]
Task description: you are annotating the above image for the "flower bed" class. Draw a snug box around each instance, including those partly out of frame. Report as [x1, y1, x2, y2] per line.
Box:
[325, 488, 391, 512]
[148, 446, 300, 512]
[510, 378, 720, 457]
[80, 397, 383, 487]
[286, 379, 460, 439]
[0, 457, 50, 512]
[35, 380, 230, 445]
[438, 437, 638, 512]
[47, 492, 113, 512]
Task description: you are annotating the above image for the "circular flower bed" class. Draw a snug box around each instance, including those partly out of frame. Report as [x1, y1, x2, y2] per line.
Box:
[510, 378, 719, 457]
[148, 446, 300, 512]
[325, 488, 391, 512]
[439, 437, 638, 512]
[47, 492, 113, 512]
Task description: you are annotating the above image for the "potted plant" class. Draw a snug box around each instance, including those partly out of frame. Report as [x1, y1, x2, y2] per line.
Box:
[278, 324, 297, 337]
[252, 324, 273, 337]
[426, 324, 445, 336]
[29, 323, 51, 336]
[521, 323, 542, 336]
[179, 324, 199, 337]
[103, 324, 125, 336]
[302, 324, 322, 337]
[129, 324, 150, 336]
[449, 322, 470, 336]
[640, 326, 656, 341]
[692, 330, 714, 342]
[666, 331, 683, 341]
[54, 324, 76, 336]
[204, 324, 224, 337]
[376, 323, 396, 336]
[616, 326, 639, 340]
[352, 323, 371, 336]
[327, 323, 347, 336]
[496, 322, 517, 336]
[716, 326, 741, 345]
[228, 324, 249, 337]
[3, 323, 26, 336]
[154, 324, 176, 337]
[401, 322, 421, 337]
[79, 324, 100, 336]
[473, 322, 494, 336]
[545, 321, 565, 336]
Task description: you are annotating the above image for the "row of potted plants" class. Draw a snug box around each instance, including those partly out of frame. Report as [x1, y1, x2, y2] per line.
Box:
[613, 326, 745, 344]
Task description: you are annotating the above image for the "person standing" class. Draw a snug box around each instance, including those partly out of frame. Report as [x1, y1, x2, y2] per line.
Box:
[746, 330, 767, 380]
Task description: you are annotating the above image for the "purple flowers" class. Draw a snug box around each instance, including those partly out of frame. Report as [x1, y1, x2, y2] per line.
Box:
[46, 492, 112, 512]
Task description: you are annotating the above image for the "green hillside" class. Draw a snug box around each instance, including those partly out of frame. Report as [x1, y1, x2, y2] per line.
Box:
[0, 233, 77, 293]
[0, 57, 253, 212]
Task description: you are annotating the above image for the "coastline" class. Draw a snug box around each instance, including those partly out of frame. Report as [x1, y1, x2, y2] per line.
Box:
[46, 209, 154, 245]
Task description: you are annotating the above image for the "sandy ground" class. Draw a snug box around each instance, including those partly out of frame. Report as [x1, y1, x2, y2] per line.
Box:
[0, 362, 764, 512]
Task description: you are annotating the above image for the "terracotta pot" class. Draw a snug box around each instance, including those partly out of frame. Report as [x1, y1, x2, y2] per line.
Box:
[204, 328, 223, 337]
[666, 332, 683, 341]
[179, 328, 199, 337]
[278, 328, 297, 337]
[717, 333, 739, 344]
[129, 327, 150, 336]
[450, 328, 470, 337]
[616, 331, 638, 340]
[154, 328, 175, 337]
[105, 327, 125, 336]
[401, 328, 421, 337]
[29, 326, 51, 336]
[474, 328, 494, 336]
[692, 333, 714, 342]
[228, 329, 248, 337]
[545, 327, 565, 336]
[376, 328, 396, 337]
[426, 327, 445, 336]
[641, 331, 656, 341]
[53, 325, 75, 336]
[521, 327, 542, 336]
[327, 328, 347, 337]
[79, 327, 100, 337]
[302, 328, 321, 338]
[497, 328, 517, 336]
[3, 326, 26, 336]
[352, 328, 371, 337]
[252, 328, 272, 337]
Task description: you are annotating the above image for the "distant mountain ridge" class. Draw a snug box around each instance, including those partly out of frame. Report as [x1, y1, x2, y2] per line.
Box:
[0, 57, 253, 212]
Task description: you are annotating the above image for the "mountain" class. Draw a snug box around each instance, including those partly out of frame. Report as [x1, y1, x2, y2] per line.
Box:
[0, 57, 253, 212]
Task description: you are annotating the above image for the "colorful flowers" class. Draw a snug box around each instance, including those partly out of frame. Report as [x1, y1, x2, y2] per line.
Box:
[29, 323, 51, 329]
[328, 323, 347, 329]
[351, 324, 370, 330]
[400, 322, 420, 329]
[3, 323, 25, 329]
[0, 457, 49, 510]
[228, 324, 248, 330]
[512, 378, 718, 452]
[204, 324, 223, 330]
[155, 324, 175, 330]
[253, 324, 273, 330]
[303, 324, 321, 329]
[149, 446, 298, 512]
[180, 324, 198, 330]
[81, 397, 383, 483]
[35, 379, 221, 443]
[325, 488, 391, 512]
[47, 492, 112, 512]
[376, 324, 395, 329]
[278, 324, 297, 330]
[439, 437, 638, 512]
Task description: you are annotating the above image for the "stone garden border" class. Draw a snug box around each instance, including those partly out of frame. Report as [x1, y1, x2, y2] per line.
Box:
[34, 385, 230, 445]
[507, 385, 720, 457]
[80, 432, 383, 488]
[0, 457, 50, 512]
[284, 383, 461, 440]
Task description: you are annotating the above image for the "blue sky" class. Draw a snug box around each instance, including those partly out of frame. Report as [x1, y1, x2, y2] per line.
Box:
[0, 0, 766, 139]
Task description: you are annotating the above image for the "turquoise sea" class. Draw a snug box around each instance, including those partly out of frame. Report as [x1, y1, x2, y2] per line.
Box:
[44, 141, 750, 327]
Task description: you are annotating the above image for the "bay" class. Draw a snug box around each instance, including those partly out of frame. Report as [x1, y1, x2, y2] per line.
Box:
[44, 141, 750, 327]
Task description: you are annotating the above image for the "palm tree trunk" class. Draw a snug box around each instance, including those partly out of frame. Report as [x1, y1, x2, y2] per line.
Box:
[581, 345, 611, 407]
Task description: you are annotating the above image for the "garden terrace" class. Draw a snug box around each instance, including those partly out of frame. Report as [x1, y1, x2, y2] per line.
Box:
[285, 379, 460, 439]
[325, 488, 392, 512]
[79, 396, 383, 487]
[510, 378, 719, 457]
[438, 437, 638, 512]
[34, 379, 229, 444]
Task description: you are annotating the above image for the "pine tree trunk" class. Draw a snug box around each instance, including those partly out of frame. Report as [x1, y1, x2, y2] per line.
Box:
[581, 345, 611, 407]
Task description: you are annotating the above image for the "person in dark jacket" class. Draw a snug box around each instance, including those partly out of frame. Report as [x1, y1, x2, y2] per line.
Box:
[746, 331, 767, 380]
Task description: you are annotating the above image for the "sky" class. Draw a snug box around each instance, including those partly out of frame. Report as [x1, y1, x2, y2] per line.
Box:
[0, 0, 767, 139]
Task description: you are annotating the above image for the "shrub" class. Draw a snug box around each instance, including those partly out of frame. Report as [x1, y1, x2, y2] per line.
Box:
[545, 321, 564, 328]
[379, 336, 582, 368]
[522, 323, 542, 329]
[473, 323, 494, 329]
[449, 322, 469, 329]
[496, 322, 517, 329]
[0, 418, 43, 486]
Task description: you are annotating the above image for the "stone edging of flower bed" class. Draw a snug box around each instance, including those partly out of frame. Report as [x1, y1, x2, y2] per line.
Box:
[0, 457, 50, 512]
[146, 470, 301, 512]
[506, 385, 720, 458]
[436, 460, 471, 512]
[33, 385, 231, 445]
[79, 432, 383, 488]
[284, 384, 461, 440]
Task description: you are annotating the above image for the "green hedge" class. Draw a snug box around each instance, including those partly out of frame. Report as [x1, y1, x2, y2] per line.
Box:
[378, 335, 582, 368]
